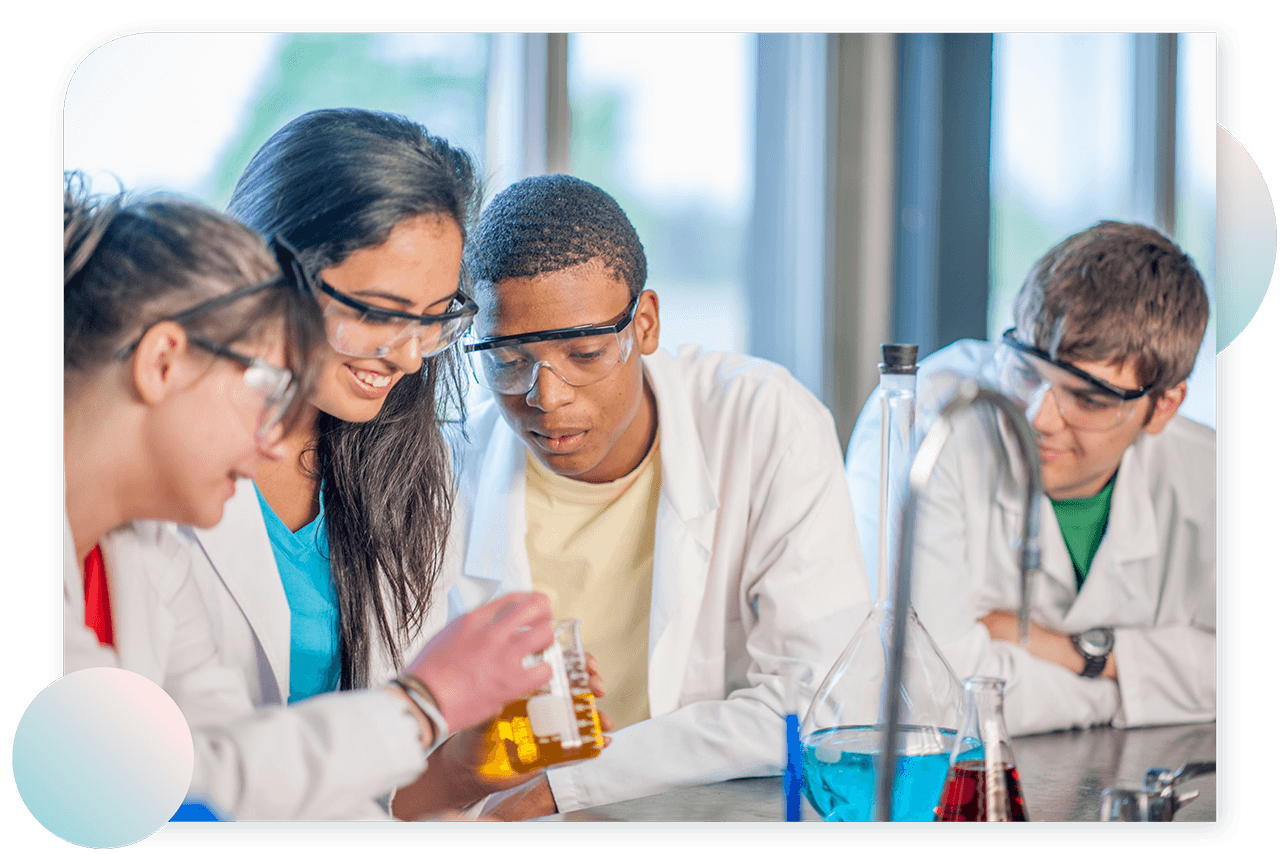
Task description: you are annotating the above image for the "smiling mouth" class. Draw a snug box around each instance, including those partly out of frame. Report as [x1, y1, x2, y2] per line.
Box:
[350, 367, 393, 388]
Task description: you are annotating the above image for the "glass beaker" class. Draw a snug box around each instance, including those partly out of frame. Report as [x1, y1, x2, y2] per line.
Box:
[477, 618, 604, 778]
[801, 344, 966, 822]
[934, 676, 1029, 821]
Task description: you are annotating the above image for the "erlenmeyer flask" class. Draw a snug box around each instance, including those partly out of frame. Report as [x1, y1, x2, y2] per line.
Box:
[935, 676, 1029, 821]
[800, 344, 966, 822]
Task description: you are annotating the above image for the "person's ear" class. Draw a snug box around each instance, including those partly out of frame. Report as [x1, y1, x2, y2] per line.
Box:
[634, 289, 660, 356]
[129, 321, 193, 405]
[1143, 380, 1186, 435]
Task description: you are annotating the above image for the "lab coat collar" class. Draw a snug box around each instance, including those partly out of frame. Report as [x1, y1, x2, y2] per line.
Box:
[641, 349, 720, 716]
[644, 349, 721, 527]
[456, 348, 720, 718]
[188, 481, 292, 704]
[460, 411, 531, 587]
[992, 421, 1160, 614]
[64, 507, 178, 683]
[1063, 438, 1159, 623]
[459, 349, 721, 581]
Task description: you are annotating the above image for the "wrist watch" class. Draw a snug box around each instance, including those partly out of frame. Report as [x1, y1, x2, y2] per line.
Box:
[1070, 627, 1114, 678]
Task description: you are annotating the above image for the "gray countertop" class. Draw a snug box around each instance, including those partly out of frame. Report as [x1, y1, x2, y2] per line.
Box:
[548, 721, 1215, 822]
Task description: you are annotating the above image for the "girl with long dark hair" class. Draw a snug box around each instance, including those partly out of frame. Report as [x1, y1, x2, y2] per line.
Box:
[63, 170, 555, 820]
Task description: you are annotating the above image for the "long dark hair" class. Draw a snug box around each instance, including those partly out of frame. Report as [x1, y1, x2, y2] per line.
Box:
[227, 109, 479, 689]
[64, 170, 324, 419]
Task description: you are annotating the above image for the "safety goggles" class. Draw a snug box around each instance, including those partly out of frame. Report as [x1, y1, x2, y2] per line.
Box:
[116, 236, 309, 360]
[188, 337, 296, 440]
[463, 295, 639, 395]
[996, 328, 1154, 430]
[317, 279, 478, 359]
[114, 235, 308, 438]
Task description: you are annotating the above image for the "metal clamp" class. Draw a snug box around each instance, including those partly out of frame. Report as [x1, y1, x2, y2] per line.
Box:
[1099, 761, 1215, 821]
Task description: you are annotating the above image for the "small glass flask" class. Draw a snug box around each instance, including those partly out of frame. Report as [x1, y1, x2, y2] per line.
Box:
[934, 676, 1029, 821]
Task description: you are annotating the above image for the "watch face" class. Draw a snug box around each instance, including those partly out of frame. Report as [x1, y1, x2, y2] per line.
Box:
[1077, 628, 1114, 656]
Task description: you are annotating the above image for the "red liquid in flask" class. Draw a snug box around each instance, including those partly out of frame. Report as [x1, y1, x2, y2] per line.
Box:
[934, 760, 1028, 821]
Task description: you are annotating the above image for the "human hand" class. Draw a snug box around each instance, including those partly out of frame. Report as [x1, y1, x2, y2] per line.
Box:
[584, 652, 614, 738]
[978, 611, 1115, 679]
[388, 719, 546, 821]
[404, 591, 555, 734]
[479, 773, 558, 821]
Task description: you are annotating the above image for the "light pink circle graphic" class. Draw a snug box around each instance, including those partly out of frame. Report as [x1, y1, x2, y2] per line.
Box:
[13, 668, 194, 848]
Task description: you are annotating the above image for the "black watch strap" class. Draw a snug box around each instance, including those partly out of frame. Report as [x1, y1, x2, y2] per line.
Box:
[1078, 650, 1107, 678]
[1071, 629, 1113, 679]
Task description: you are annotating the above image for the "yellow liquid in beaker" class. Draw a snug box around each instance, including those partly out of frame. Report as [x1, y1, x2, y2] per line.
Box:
[478, 694, 604, 778]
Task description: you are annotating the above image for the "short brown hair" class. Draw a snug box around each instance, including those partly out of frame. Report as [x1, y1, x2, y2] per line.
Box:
[1012, 221, 1209, 395]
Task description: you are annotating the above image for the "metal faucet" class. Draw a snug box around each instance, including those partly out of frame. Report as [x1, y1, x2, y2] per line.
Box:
[1099, 762, 1216, 821]
[873, 379, 1044, 821]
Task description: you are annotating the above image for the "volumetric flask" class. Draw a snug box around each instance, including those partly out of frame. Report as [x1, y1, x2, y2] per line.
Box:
[935, 676, 1028, 821]
[801, 343, 965, 821]
[800, 603, 966, 821]
[478, 618, 604, 778]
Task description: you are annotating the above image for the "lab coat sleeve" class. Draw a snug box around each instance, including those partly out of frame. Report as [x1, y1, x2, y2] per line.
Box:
[1112, 446, 1216, 728]
[544, 396, 869, 812]
[1110, 602, 1216, 728]
[107, 525, 432, 821]
[188, 688, 429, 820]
[910, 434, 1121, 737]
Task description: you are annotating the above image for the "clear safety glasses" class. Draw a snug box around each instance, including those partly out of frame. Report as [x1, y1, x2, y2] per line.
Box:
[463, 295, 639, 395]
[188, 337, 296, 439]
[996, 328, 1154, 431]
[317, 279, 478, 359]
[114, 235, 308, 440]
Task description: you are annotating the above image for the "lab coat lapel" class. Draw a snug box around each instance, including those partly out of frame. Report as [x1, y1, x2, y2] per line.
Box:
[642, 351, 719, 718]
[457, 412, 531, 606]
[188, 481, 291, 704]
[993, 426, 1155, 627]
[100, 523, 174, 684]
[991, 419, 1079, 603]
[1064, 444, 1155, 626]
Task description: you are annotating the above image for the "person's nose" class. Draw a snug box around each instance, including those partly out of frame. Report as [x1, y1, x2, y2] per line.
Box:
[384, 332, 424, 376]
[524, 363, 574, 411]
[1028, 384, 1066, 433]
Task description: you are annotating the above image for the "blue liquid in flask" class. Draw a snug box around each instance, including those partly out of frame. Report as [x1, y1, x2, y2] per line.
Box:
[802, 725, 980, 821]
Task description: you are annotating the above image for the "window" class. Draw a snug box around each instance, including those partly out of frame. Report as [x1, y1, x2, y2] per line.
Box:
[988, 33, 1214, 427]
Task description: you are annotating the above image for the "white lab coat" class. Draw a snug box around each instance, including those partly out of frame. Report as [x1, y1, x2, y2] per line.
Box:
[180, 482, 456, 706]
[844, 339, 1216, 736]
[62, 506, 435, 820]
[448, 345, 871, 813]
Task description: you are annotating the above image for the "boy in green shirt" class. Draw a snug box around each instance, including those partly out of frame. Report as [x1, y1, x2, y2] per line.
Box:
[845, 221, 1214, 735]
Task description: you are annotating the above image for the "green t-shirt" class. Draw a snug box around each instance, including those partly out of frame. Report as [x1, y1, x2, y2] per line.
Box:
[1050, 475, 1117, 591]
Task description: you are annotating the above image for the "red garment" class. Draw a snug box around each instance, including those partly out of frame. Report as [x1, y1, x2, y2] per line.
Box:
[83, 544, 114, 646]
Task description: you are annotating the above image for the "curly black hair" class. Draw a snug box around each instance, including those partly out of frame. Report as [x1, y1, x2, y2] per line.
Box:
[465, 174, 647, 297]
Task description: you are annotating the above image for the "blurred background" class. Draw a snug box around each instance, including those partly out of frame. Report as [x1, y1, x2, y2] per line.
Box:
[64, 32, 1215, 448]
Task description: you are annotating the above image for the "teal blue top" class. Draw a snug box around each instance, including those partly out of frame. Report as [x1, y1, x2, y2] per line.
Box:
[1050, 474, 1117, 591]
[254, 484, 341, 703]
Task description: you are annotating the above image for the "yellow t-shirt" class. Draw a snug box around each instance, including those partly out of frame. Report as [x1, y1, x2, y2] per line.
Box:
[524, 437, 660, 730]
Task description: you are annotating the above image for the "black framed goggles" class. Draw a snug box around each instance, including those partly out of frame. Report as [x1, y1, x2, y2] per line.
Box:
[315, 278, 480, 326]
[999, 328, 1153, 401]
[115, 233, 312, 360]
[463, 294, 640, 354]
